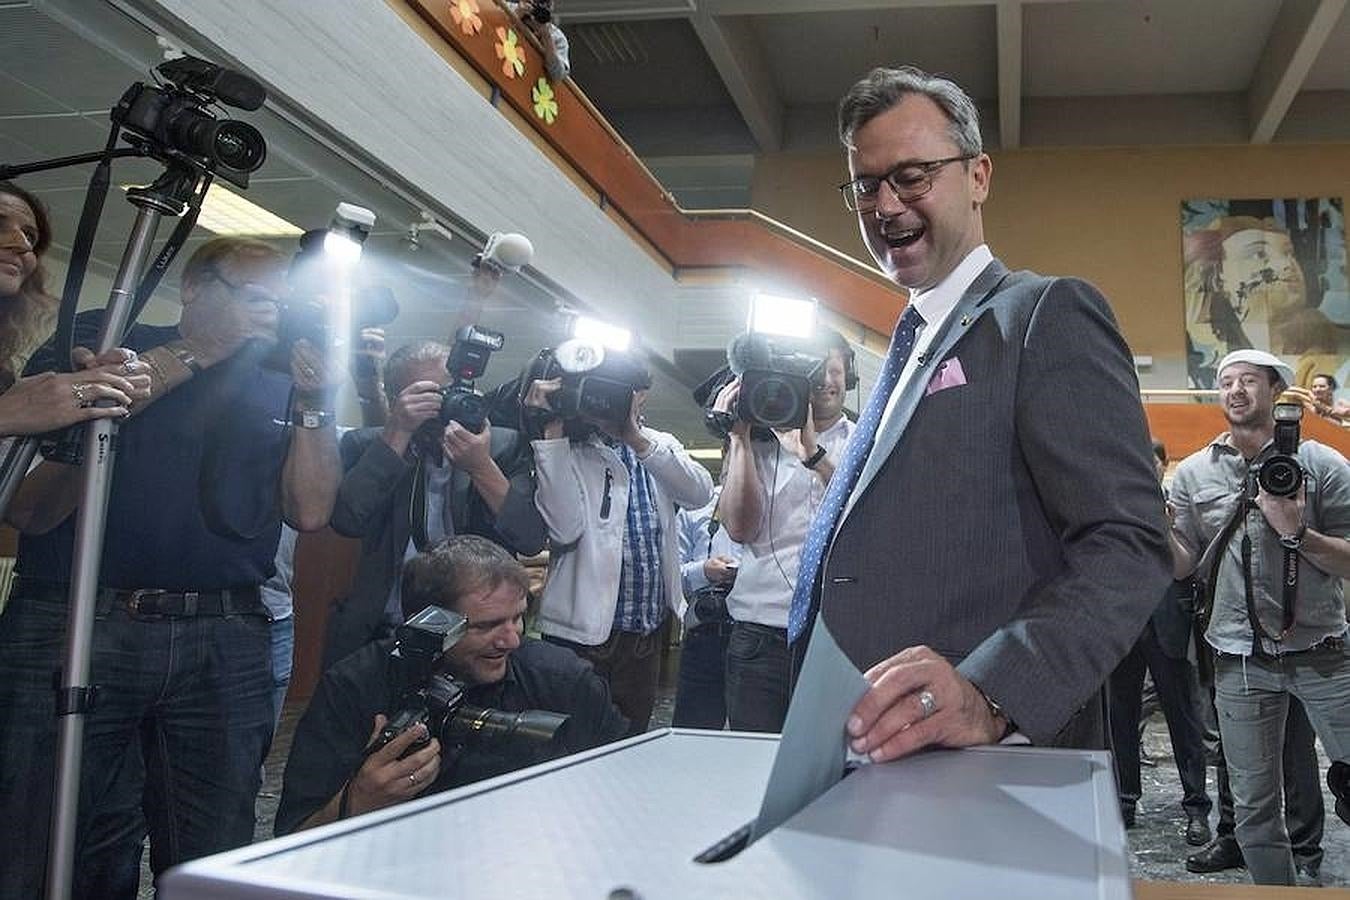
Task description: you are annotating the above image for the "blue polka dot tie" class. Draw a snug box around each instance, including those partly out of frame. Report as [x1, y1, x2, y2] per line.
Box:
[787, 305, 925, 643]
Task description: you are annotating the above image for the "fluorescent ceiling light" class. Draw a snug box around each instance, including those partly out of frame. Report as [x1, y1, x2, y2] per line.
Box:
[196, 183, 303, 237]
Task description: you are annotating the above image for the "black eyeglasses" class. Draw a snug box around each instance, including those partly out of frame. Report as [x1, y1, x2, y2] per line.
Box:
[208, 267, 281, 305]
[838, 154, 975, 212]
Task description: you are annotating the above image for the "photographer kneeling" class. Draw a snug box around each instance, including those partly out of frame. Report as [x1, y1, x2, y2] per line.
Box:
[276, 535, 627, 834]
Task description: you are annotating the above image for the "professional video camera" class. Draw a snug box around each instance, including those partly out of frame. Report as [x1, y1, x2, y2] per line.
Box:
[698, 294, 855, 437]
[1251, 401, 1305, 498]
[437, 324, 506, 434]
[535, 337, 652, 429]
[113, 55, 267, 188]
[370, 606, 571, 759]
[267, 204, 399, 372]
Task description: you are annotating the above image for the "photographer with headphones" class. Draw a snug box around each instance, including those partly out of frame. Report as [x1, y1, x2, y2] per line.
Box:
[710, 330, 856, 732]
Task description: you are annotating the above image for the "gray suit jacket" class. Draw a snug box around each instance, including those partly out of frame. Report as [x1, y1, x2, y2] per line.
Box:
[819, 259, 1171, 747]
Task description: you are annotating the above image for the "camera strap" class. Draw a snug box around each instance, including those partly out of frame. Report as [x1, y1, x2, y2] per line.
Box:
[1239, 526, 1298, 652]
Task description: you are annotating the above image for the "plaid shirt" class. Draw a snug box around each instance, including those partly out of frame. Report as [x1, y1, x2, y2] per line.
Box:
[613, 443, 667, 634]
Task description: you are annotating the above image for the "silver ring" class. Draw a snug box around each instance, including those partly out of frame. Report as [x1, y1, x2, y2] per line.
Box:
[917, 689, 937, 720]
[408, 773, 417, 786]
[71, 383, 92, 408]
[122, 360, 138, 376]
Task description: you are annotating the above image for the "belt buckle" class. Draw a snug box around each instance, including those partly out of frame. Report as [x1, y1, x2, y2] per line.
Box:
[127, 589, 166, 615]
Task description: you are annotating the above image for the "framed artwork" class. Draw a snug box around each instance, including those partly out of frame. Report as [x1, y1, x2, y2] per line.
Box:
[1181, 197, 1347, 390]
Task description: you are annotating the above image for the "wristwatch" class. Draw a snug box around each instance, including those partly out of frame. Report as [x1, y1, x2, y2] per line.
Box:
[802, 445, 828, 470]
[293, 408, 334, 430]
[974, 683, 1016, 741]
[167, 343, 203, 375]
[1279, 523, 1307, 551]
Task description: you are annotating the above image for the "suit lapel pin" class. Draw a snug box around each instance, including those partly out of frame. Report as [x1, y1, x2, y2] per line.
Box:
[916, 351, 928, 366]
[960, 314, 972, 326]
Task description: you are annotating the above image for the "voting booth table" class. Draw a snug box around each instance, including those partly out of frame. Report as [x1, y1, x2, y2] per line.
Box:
[161, 729, 1132, 899]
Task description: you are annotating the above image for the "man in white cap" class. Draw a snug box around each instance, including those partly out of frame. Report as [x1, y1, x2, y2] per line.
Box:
[1169, 348, 1350, 886]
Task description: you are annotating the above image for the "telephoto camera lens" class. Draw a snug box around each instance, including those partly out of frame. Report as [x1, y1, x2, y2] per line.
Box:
[446, 706, 571, 746]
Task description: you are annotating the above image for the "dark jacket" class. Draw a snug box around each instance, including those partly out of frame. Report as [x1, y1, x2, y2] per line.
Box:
[323, 426, 546, 668]
[276, 637, 628, 836]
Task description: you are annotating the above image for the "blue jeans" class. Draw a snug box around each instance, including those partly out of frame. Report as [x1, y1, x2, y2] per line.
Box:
[270, 615, 295, 732]
[1214, 641, 1350, 885]
[725, 621, 791, 733]
[672, 621, 732, 729]
[0, 593, 275, 900]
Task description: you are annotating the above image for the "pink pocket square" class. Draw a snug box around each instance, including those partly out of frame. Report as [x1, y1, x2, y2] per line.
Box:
[926, 357, 967, 395]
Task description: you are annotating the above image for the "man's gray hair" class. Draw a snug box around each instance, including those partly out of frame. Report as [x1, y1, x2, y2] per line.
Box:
[838, 66, 983, 155]
[385, 339, 450, 403]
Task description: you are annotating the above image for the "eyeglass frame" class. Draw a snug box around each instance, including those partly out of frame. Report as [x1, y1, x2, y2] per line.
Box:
[206, 266, 283, 305]
[837, 154, 976, 212]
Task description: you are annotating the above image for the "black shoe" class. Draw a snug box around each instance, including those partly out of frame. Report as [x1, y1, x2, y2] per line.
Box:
[1295, 861, 1322, 888]
[1330, 761, 1349, 828]
[1185, 837, 1244, 873]
[1185, 815, 1212, 847]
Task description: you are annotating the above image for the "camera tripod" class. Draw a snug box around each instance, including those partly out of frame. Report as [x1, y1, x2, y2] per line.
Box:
[0, 54, 264, 900]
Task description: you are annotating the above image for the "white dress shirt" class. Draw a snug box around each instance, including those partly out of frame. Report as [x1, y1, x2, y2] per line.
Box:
[878, 244, 993, 435]
[726, 416, 856, 628]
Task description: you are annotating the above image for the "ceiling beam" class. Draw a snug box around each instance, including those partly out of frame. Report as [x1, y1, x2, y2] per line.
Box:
[562, 0, 1089, 17]
[699, 0, 1085, 13]
[995, 0, 1022, 150]
[1246, 0, 1346, 144]
[688, 11, 784, 151]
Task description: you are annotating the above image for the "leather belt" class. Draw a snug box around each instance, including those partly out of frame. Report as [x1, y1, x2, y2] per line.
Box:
[12, 578, 263, 617]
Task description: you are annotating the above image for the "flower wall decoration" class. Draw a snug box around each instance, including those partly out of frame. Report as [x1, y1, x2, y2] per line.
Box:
[449, 0, 482, 36]
[531, 77, 559, 125]
[494, 26, 526, 79]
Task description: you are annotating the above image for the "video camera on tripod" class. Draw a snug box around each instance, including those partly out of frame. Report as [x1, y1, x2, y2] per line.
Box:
[114, 55, 268, 188]
[370, 605, 571, 760]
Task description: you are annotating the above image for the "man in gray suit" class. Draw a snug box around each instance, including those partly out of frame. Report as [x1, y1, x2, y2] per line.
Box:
[789, 66, 1171, 762]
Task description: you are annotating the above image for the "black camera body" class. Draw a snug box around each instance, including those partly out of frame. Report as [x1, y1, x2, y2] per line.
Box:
[523, 0, 553, 24]
[437, 325, 506, 434]
[371, 606, 570, 760]
[1252, 402, 1305, 498]
[113, 56, 267, 188]
[265, 226, 396, 373]
[542, 339, 652, 429]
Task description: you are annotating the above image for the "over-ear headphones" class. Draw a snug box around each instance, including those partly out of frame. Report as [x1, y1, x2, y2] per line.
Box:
[817, 326, 858, 391]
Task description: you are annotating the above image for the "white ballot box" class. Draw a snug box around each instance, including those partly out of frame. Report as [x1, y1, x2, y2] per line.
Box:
[161, 729, 1130, 899]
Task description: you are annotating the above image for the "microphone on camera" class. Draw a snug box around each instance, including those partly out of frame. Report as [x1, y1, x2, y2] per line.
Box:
[726, 332, 772, 377]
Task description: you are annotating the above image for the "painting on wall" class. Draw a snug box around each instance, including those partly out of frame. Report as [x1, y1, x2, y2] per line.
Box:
[1181, 197, 1348, 390]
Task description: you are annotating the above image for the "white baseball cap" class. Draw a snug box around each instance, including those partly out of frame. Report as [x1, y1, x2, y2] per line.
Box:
[1216, 348, 1295, 388]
